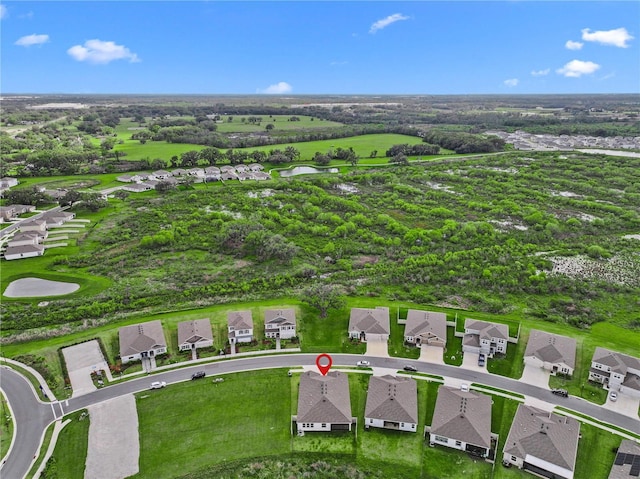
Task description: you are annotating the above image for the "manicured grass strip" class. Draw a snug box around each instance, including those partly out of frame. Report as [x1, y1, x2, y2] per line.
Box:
[554, 407, 640, 440]
[470, 384, 525, 400]
[0, 390, 14, 461]
[397, 371, 444, 382]
[25, 421, 55, 479]
[40, 410, 89, 479]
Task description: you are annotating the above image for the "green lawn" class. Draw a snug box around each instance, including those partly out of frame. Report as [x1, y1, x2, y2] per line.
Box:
[214, 115, 344, 133]
[0, 391, 14, 461]
[40, 410, 89, 479]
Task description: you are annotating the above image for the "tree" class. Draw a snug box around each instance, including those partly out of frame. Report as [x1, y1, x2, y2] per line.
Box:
[5, 187, 51, 206]
[313, 152, 331, 166]
[155, 180, 177, 194]
[369, 150, 378, 158]
[390, 153, 409, 165]
[301, 283, 346, 318]
[265, 124, 274, 131]
[180, 150, 200, 167]
[81, 192, 108, 212]
[60, 190, 83, 207]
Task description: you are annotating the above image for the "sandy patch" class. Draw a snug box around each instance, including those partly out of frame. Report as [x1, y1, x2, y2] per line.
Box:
[3, 277, 79, 297]
[546, 254, 640, 287]
[85, 395, 139, 479]
[623, 234, 640, 240]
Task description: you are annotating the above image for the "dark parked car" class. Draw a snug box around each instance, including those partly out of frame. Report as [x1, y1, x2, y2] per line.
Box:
[551, 388, 568, 397]
[478, 354, 486, 367]
[403, 365, 418, 372]
[191, 371, 206, 380]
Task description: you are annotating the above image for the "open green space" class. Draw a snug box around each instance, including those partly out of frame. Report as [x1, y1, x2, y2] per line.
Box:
[40, 410, 90, 479]
[0, 390, 14, 461]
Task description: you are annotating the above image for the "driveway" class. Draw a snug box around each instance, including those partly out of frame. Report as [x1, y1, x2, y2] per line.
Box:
[62, 340, 112, 398]
[365, 335, 389, 357]
[603, 393, 640, 418]
[520, 364, 551, 389]
[461, 351, 486, 372]
[419, 345, 444, 364]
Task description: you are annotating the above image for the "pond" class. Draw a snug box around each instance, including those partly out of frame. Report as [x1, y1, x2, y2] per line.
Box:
[278, 166, 339, 177]
[4, 277, 80, 297]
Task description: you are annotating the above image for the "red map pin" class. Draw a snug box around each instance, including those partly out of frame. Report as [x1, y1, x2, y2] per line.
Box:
[316, 353, 332, 376]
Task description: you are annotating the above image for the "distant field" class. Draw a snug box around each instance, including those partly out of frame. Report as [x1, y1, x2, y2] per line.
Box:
[214, 114, 344, 132]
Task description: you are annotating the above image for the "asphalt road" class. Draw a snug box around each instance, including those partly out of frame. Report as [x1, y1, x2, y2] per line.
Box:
[3, 354, 640, 479]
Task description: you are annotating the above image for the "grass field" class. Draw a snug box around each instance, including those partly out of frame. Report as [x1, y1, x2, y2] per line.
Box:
[0, 390, 13, 461]
[214, 115, 344, 133]
[40, 410, 89, 479]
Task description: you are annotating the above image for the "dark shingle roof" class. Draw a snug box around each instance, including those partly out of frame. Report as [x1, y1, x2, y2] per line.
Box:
[365, 375, 418, 424]
[593, 348, 640, 376]
[404, 310, 447, 343]
[177, 318, 213, 345]
[227, 311, 253, 330]
[119, 320, 167, 357]
[348, 307, 390, 335]
[297, 371, 352, 424]
[264, 308, 296, 326]
[465, 319, 508, 340]
[524, 330, 576, 369]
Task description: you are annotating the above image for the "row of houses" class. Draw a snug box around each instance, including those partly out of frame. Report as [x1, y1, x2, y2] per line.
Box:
[118, 309, 297, 363]
[487, 130, 640, 151]
[116, 164, 271, 188]
[3, 209, 77, 260]
[0, 204, 36, 223]
[295, 372, 583, 479]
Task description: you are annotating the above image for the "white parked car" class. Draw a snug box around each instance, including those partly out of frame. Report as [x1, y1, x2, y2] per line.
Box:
[356, 360, 371, 367]
[609, 390, 618, 402]
[460, 383, 469, 392]
[150, 381, 167, 389]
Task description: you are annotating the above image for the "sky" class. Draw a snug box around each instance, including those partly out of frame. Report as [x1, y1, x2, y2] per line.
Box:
[1, 1, 638, 95]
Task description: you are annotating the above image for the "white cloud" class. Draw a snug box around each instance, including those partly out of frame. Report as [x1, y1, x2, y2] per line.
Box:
[67, 39, 140, 64]
[0, 5, 7, 19]
[15, 33, 49, 47]
[504, 78, 519, 87]
[565, 40, 583, 50]
[257, 82, 292, 94]
[556, 60, 601, 78]
[581, 27, 634, 48]
[531, 68, 550, 76]
[369, 13, 409, 34]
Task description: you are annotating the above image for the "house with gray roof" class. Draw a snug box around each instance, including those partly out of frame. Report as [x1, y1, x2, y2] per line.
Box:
[227, 311, 253, 344]
[608, 439, 640, 479]
[524, 330, 576, 377]
[365, 375, 417, 432]
[264, 308, 296, 339]
[503, 404, 580, 479]
[429, 385, 492, 458]
[463, 319, 509, 358]
[589, 348, 640, 398]
[348, 307, 390, 342]
[19, 219, 47, 233]
[3, 244, 45, 261]
[177, 319, 213, 352]
[118, 320, 167, 364]
[7, 231, 45, 247]
[0, 206, 16, 222]
[404, 310, 447, 348]
[295, 370, 353, 433]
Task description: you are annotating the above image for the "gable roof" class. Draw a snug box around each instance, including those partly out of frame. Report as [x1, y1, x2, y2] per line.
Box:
[264, 308, 296, 327]
[297, 371, 352, 424]
[431, 386, 492, 448]
[405, 310, 447, 342]
[365, 375, 418, 424]
[609, 439, 640, 479]
[348, 307, 390, 335]
[504, 404, 580, 472]
[177, 318, 213, 345]
[465, 319, 509, 340]
[525, 330, 576, 368]
[119, 320, 167, 357]
[593, 348, 640, 376]
[227, 311, 253, 330]
[4, 244, 44, 255]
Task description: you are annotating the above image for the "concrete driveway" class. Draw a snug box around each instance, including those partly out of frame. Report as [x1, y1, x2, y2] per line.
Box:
[520, 364, 551, 389]
[419, 345, 444, 364]
[461, 351, 486, 372]
[603, 393, 640, 418]
[62, 340, 112, 397]
[365, 336, 389, 357]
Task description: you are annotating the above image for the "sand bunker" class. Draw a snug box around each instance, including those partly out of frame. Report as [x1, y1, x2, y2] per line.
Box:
[4, 278, 80, 297]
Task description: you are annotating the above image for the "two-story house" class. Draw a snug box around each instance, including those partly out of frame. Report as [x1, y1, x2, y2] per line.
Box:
[264, 308, 297, 339]
[463, 319, 509, 358]
[227, 311, 254, 344]
[589, 347, 640, 398]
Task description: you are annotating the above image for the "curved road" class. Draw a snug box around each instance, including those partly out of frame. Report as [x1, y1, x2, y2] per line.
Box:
[3, 354, 640, 479]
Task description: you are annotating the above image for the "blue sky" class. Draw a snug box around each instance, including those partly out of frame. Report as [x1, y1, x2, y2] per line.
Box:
[1, 1, 638, 94]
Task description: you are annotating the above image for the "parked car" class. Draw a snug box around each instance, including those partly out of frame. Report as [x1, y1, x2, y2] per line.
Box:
[403, 365, 418, 372]
[356, 360, 371, 367]
[460, 383, 469, 392]
[551, 388, 568, 397]
[609, 390, 618, 402]
[191, 371, 206, 380]
[478, 354, 486, 367]
[150, 381, 166, 389]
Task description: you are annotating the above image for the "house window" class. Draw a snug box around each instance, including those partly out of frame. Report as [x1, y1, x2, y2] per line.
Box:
[455, 441, 462, 447]
[401, 423, 405, 427]
[511, 456, 517, 462]
[322, 424, 326, 428]
[435, 436, 448, 443]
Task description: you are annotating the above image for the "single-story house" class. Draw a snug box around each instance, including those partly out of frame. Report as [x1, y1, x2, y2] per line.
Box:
[227, 311, 254, 344]
[235, 164, 249, 173]
[116, 174, 141, 183]
[404, 310, 447, 348]
[221, 172, 239, 181]
[19, 219, 47, 233]
[503, 404, 580, 479]
[220, 165, 236, 173]
[365, 375, 418, 432]
[589, 348, 640, 398]
[248, 163, 264, 172]
[0, 177, 19, 188]
[608, 439, 640, 479]
[41, 210, 75, 227]
[118, 320, 168, 364]
[0, 206, 16, 222]
[463, 319, 509, 358]
[429, 385, 492, 458]
[348, 307, 390, 342]
[237, 172, 252, 181]
[11, 204, 37, 215]
[295, 370, 353, 433]
[188, 168, 205, 178]
[171, 168, 188, 177]
[7, 231, 45, 247]
[43, 189, 68, 201]
[524, 330, 576, 377]
[264, 308, 296, 339]
[123, 183, 152, 193]
[151, 170, 171, 180]
[3, 244, 45, 260]
[252, 172, 271, 181]
[177, 319, 214, 351]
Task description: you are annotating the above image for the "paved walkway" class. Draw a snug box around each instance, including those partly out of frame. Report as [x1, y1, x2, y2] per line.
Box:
[85, 395, 139, 479]
[62, 340, 113, 398]
[419, 345, 444, 364]
[520, 364, 551, 389]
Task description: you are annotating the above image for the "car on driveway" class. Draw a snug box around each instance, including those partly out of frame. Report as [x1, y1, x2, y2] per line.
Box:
[478, 354, 486, 367]
[191, 371, 206, 380]
[150, 381, 166, 389]
[403, 365, 418, 372]
[551, 388, 568, 397]
[609, 390, 618, 402]
[356, 360, 371, 367]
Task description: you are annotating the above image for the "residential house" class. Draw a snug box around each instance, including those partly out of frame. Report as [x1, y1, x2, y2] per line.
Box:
[237, 172, 252, 181]
[221, 171, 239, 181]
[204, 166, 221, 181]
[348, 307, 390, 342]
[463, 319, 509, 358]
[365, 375, 418, 432]
[227, 311, 254, 344]
[404, 310, 447, 348]
[503, 404, 580, 479]
[116, 173, 141, 183]
[123, 183, 152, 193]
[143, 180, 160, 189]
[3, 244, 45, 260]
[19, 219, 47, 233]
[429, 386, 492, 458]
[118, 320, 168, 364]
[41, 210, 75, 227]
[252, 172, 271, 181]
[295, 370, 353, 433]
[0, 177, 19, 188]
[0, 206, 16, 222]
[43, 189, 68, 202]
[11, 204, 37, 215]
[524, 330, 576, 377]
[608, 439, 640, 479]
[589, 348, 640, 398]
[7, 231, 45, 247]
[235, 164, 249, 173]
[171, 168, 188, 177]
[264, 308, 296, 339]
[177, 319, 214, 351]
[220, 165, 236, 173]
[188, 168, 205, 179]
[248, 163, 264, 172]
[151, 170, 171, 180]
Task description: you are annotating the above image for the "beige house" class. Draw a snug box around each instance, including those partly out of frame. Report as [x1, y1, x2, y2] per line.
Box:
[4, 244, 45, 260]
[365, 375, 418, 432]
[177, 319, 214, 351]
[119, 320, 167, 364]
[295, 371, 353, 434]
[404, 310, 447, 348]
[524, 330, 576, 376]
[589, 348, 640, 398]
[348, 307, 390, 342]
[463, 319, 509, 358]
[227, 311, 254, 344]
[264, 308, 296, 339]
